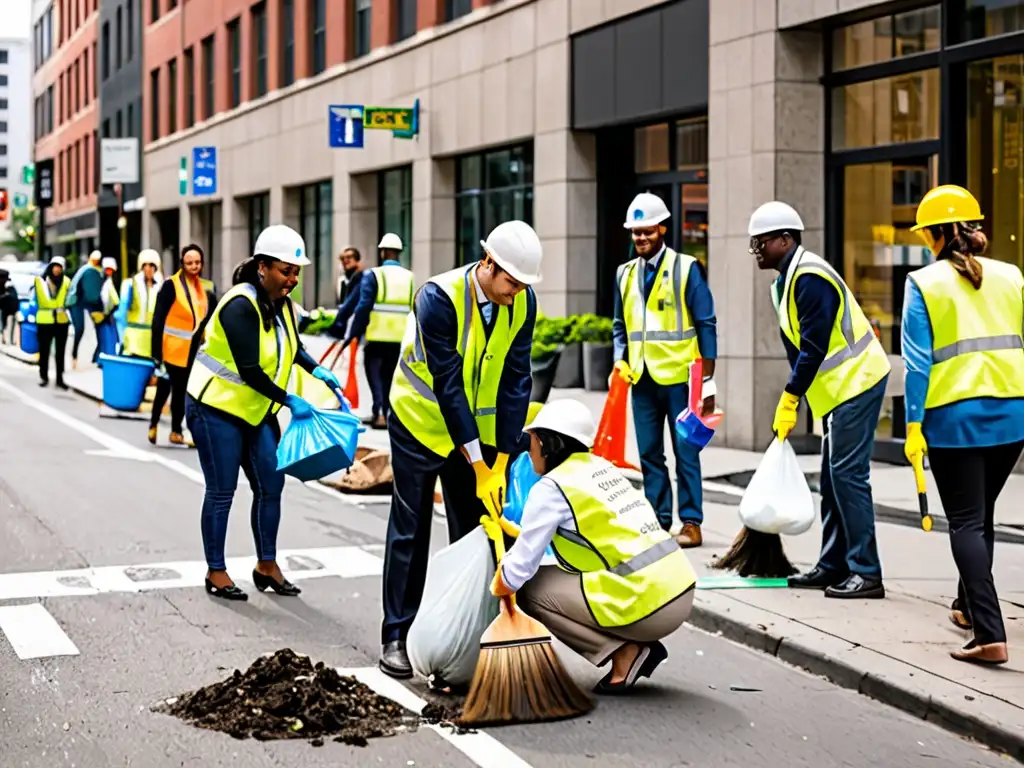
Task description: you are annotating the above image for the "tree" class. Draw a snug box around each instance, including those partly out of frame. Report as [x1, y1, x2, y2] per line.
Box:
[2, 204, 36, 256]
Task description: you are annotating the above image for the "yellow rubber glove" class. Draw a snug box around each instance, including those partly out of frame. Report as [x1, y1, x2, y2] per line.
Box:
[904, 422, 927, 465]
[772, 391, 800, 441]
[472, 458, 507, 519]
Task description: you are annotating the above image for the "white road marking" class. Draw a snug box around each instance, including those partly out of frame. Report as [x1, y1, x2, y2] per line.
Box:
[0, 603, 80, 660]
[340, 666, 534, 768]
[83, 447, 158, 461]
[0, 546, 383, 602]
[703, 479, 744, 497]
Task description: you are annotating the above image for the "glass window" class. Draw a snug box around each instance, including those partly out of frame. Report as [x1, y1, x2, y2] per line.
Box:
[151, 0, 159, 23]
[281, 0, 295, 87]
[354, 0, 371, 58]
[245, 193, 270, 255]
[252, 2, 268, 98]
[831, 70, 940, 149]
[455, 143, 534, 266]
[116, 6, 123, 70]
[127, 102, 133, 136]
[446, 0, 471, 22]
[101, 22, 109, 80]
[299, 180, 335, 306]
[167, 58, 177, 134]
[127, 0, 134, 61]
[965, 1, 1024, 41]
[675, 117, 708, 170]
[184, 47, 194, 127]
[634, 123, 670, 173]
[310, 0, 326, 75]
[379, 166, 413, 269]
[149, 67, 160, 140]
[397, 0, 417, 42]
[832, 6, 940, 71]
[228, 18, 241, 108]
[202, 35, 215, 119]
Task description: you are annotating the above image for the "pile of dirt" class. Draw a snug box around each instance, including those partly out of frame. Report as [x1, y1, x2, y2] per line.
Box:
[159, 649, 416, 747]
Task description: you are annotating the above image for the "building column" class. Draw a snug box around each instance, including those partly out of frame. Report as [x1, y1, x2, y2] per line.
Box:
[219, 197, 247, 289]
[348, 172, 379, 269]
[411, 157, 455, 283]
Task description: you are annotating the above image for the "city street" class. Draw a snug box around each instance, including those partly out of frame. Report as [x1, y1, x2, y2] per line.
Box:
[0, 355, 1012, 767]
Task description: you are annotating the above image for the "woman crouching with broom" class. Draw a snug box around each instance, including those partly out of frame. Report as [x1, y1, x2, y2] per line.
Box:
[486, 398, 697, 694]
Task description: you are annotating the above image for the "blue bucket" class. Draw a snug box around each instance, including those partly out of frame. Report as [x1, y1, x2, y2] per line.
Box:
[675, 408, 722, 451]
[95, 321, 119, 361]
[19, 322, 38, 355]
[99, 353, 155, 412]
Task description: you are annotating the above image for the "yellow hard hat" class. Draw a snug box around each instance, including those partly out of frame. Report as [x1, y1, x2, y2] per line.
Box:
[910, 185, 984, 231]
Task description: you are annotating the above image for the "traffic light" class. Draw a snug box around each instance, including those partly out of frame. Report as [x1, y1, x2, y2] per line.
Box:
[0, 189, 8, 221]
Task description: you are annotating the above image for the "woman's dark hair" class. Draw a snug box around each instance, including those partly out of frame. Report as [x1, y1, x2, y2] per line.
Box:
[232, 255, 277, 330]
[532, 427, 589, 472]
[179, 243, 205, 267]
[927, 222, 987, 290]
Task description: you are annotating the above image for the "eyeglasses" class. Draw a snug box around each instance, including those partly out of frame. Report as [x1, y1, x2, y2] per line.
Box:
[748, 233, 786, 255]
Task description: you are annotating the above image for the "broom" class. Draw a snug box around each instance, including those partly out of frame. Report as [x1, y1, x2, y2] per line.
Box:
[711, 527, 797, 578]
[458, 515, 594, 727]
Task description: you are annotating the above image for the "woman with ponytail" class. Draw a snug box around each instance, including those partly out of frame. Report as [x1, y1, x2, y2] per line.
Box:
[902, 185, 1024, 665]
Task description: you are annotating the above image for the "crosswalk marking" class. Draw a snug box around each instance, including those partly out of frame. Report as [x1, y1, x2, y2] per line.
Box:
[0, 603, 80, 660]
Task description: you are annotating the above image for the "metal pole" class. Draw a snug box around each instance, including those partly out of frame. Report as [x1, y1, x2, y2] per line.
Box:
[116, 183, 128, 282]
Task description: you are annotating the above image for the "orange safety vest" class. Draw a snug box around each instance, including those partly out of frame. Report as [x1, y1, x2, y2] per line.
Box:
[163, 270, 209, 367]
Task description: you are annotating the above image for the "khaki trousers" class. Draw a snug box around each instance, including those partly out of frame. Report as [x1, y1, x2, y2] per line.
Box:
[518, 566, 694, 666]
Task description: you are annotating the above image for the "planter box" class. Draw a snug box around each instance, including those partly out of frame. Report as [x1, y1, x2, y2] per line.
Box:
[552, 342, 583, 389]
[530, 351, 561, 403]
[583, 342, 613, 392]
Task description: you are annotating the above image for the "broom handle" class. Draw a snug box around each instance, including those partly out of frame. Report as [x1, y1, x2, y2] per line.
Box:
[483, 512, 517, 611]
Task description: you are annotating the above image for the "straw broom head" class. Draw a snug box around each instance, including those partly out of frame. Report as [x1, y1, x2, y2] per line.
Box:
[712, 526, 798, 578]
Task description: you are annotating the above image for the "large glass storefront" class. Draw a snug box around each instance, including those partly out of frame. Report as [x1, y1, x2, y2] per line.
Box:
[298, 180, 333, 307]
[379, 166, 412, 269]
[455, 143, 533, 266]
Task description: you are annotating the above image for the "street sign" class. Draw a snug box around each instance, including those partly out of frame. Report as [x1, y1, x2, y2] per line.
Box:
[34, 158, 54, 208]
[101, 138, 140, 184]
[363, 106, 414, 132]
[392, 98, 420, 140]
[179, 157, 187, 196]
[21, 165, 34, 185]
[191, 146, 217, 196]
[13, 192, 28, 208]
[329, 105, 365, 149]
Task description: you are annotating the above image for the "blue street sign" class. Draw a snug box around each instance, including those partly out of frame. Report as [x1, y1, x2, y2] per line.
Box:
[329, 105, 365, 149]
[191, 146, 217, 196]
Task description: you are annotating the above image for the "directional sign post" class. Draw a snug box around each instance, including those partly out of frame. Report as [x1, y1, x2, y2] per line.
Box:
[363, 105, 415, 133]
[328, 105, 365, 149]
[191, 147, 217, 196]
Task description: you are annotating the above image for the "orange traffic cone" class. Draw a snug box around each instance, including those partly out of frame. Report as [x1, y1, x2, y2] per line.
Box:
[593, 361, 639, 472]
[343, 339, 360, 409]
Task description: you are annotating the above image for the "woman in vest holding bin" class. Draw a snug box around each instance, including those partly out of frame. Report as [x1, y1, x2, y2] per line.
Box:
[34, 255, 71, 389]
[902, 185, 1024, 666]
[185, 225, 340, 602]
[115, 249, 163, 358]
[492, 399, 696, 693]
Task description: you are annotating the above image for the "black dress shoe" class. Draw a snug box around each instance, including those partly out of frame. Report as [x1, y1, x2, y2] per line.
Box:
[379, 640, 413, 679]
[825, 574, 885, 599]
[204, 578, 248, 601]
[788, 566, 845, 590]
[55, 381, 69, 391]
[252, 569, 302, 596]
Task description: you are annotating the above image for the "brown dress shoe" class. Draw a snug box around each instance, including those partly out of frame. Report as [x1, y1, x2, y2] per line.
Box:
[675, 523, 702, 548]
[951, 640, 1008, 666]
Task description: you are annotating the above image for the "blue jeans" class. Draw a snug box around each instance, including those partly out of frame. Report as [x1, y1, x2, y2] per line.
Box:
[817, 375, 887, 578]
[186, 396, 285, 571]
[632, 373, 703, 528]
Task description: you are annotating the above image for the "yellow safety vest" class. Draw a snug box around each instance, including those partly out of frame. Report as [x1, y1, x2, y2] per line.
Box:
[186, 283, 299, 426]
[547, 453, 696, 629]
[773, 248, 890, 418]
[389, 263, 529, 457]
[617, 248, 699, 385]
[121, 275, 160, 358]
[34, 276, 70, 325]
[366, 264, 414, 343]
[910, 257, 1024, 410]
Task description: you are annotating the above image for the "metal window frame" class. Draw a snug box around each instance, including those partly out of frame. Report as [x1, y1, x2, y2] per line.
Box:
[281, 0, 295, 87]
[167, 58, 177, 134]
[228, 18, 242, 108]
[202, 35, 215, 120]
[377, 165, 414, 269]
[253, 2, 268, 97]
[354, 0, 372, 58]
[310, 0, 327, 75]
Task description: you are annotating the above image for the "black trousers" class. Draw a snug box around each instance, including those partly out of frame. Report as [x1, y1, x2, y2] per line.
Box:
[37, 323, 69, 384]
[929, 441, 1024, 645]
[381, 410, 495, 644]
[70, 306, 85, 359]
[151, 363, 189, 433]
[364, 341, 401, 419]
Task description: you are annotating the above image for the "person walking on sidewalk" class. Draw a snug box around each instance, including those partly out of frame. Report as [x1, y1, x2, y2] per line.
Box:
[115, 249, 163, 358]
[185, 225, 340, 602]
[150, 245, 210, 446]
[380, 220, 541, 679]
[34, 256, 71, 389]
[902, 185, 1024, 665]
[0, 270, 17, 345]
[66, 251, 104, 368]
[94, 257, 122, 360]
[612, 192, 718, 549]
[328, 233, 414, 428]
[750, 201, 891, 599]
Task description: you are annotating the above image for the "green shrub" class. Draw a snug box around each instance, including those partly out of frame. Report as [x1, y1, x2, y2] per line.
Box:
[574, 313, 613, 344]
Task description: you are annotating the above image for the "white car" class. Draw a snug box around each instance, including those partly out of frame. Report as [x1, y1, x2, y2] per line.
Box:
[4, 260, 44, 301]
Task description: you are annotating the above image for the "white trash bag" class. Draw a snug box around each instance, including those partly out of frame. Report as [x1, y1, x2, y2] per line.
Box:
[407, 526, 500, 688]
[738, 438, 815, 536]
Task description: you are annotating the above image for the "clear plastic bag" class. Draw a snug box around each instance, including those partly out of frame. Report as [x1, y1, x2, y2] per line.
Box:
[738, 438, 815, 536]
[407, 526, 500, 687]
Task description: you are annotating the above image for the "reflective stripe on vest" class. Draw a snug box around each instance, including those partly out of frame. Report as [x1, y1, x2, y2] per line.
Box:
[618, 248, 698, 386]
[773, 248, 890, 418]
[389, 263, 528, 456]
[547, 453, 696, 629]
[185, 284, 299, 426]
[163, 271, 208, 367]
[910, 257, 1024, 410]
[366, 265, 414, 343]
[34, 276, 70, 325]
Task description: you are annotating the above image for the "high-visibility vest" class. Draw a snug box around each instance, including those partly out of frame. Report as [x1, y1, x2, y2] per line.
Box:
[909, 257, 1024, 410]
[389, 263, 529, 457]
[617, 248, 699, 385]
[163, 271, 209, 367]
[34, 276, 70, 325]
[121, 274, 160, 358]
[186, 283, 299, 426]
[773, 248, 891, 418]
[547, 453, 696, 629]
[366, 265, 414, 343]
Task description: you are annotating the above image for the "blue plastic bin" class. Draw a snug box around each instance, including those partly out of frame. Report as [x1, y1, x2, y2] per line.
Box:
[19, 322, 38, 355]
[99, 353, 155, 412]
[95, 321, 119, 362]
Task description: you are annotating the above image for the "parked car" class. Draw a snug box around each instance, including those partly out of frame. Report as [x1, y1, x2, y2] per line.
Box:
[5, 260, 44, 301]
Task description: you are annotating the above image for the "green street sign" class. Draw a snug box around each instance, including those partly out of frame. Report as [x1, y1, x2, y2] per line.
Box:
[21, 165, 34, 185]
[179, 157, 187, 196]
[13, 192, 28, 208]
[363, 106, 414, 132]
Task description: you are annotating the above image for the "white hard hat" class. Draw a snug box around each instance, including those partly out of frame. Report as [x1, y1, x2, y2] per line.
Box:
[138, 249, 161, 269]
[525, 398, 597, 449]
[480, 220, 543, 285]
[88, 250, 103, 263]
[624, 192, 671, 229]
[378, 233, 404, 251]
[49, 256, 66, 268]
[101, 257, 118, 271]
[748, 201, 805, 237]
[253, 224, 311, 266]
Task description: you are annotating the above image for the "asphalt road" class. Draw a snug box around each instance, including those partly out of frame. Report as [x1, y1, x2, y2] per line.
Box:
[0, 355, 1010, 768]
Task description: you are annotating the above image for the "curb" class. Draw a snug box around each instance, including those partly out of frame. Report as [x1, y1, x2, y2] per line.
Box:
[687, 598, 1024, 762]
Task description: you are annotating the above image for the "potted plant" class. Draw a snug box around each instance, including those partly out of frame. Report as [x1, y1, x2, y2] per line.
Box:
[577, 314, 614, 391]
[551, 315, 584, 389]
[530, 315, 563, 403]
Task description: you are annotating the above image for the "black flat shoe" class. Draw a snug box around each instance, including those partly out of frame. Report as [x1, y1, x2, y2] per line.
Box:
[825, 574, 885, 599]
[788, 566, 845, 590]
[595, 641, 668, 695]
[252, 569, 302, 596]
[204, 577, 248, 601]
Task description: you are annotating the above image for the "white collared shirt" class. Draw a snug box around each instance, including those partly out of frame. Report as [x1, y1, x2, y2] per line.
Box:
[499, 477, 575, 591]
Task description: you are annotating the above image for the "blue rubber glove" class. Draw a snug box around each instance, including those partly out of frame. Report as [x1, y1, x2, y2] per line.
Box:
[312, 365, 341, 391]
[284, 394, 314, 420]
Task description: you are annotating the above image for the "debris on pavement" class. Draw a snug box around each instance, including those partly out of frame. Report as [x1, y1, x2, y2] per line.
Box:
[420, 700, 475, 735]
[156, 649, 417, 747]
[729, 685, 763, 692]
